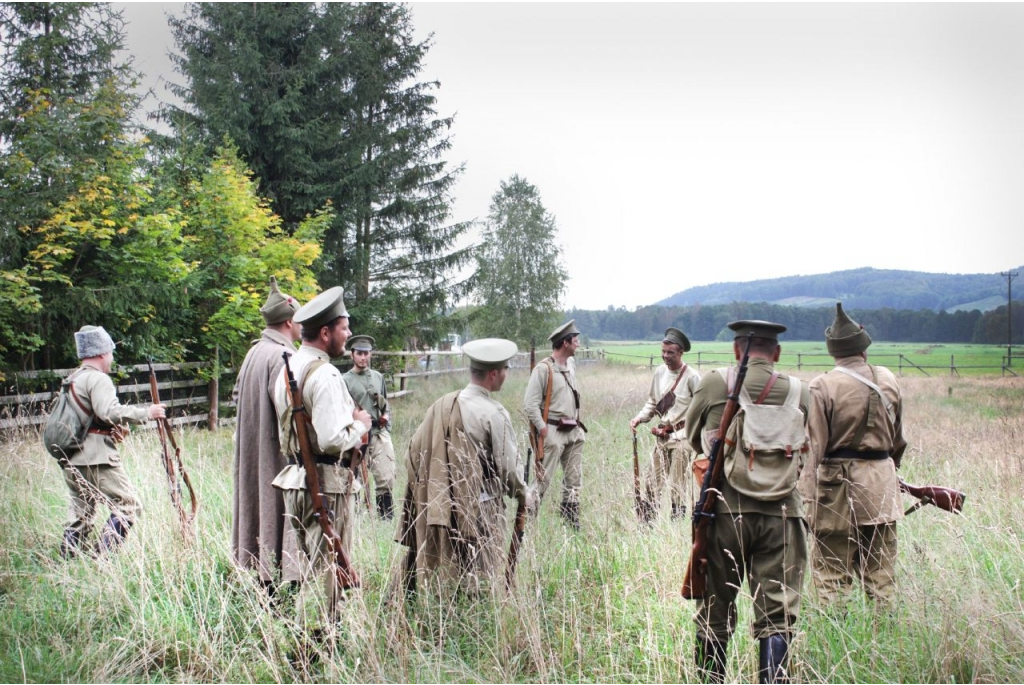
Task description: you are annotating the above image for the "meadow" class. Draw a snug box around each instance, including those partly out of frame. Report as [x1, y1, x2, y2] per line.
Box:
[1, 359, 1022, 682]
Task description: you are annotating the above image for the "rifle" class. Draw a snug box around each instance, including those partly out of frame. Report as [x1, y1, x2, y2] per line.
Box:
[147, 360, 198, 540]
[527, 342, 546, 482]
[900, 478, 965, 516]
[359, 430, 373, 515]
[681, 333, 753, 600]
[508, 343, 537, 590]
[282, 351, 360, 591]
[632, 430, 649, 523]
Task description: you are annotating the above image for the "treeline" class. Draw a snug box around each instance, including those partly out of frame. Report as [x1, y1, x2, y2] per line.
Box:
[569, 302, 1024, 344]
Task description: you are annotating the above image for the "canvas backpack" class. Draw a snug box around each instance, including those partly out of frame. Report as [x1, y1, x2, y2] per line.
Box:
[719, 367, 809, 501]
[42, 369, 92, 461]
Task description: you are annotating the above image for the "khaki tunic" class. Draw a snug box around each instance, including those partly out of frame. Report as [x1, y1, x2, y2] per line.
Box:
[800, 356, 907, 603]
[271, 345, 367, 626]
[343, 367, 396, 493]
[230, 329, 300, 583]
[683, 358, 810, 642]
[632, 363, 702, 514]
[61, 365, 149, 534]
[524, 356, 585, 504]
[395, 384, 527, 597]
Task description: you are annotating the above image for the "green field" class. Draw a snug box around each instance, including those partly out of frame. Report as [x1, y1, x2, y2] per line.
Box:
[597, 340, 1018, 377]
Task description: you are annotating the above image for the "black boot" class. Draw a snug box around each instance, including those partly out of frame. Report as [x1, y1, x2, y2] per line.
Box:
[758, 634, 790, 684]
[95, 515, 131, 555]
[60, 527, 82, 559]
[559, 501, 580, 531]
[695, 636, 727, 684]
[376, 490, 394, 520]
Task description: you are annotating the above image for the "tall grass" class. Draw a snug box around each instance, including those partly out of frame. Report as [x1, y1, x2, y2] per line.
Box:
[1, 363, 1022, 682]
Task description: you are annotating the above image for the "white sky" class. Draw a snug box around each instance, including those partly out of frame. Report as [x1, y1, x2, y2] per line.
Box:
[118, 2, 1024, 311]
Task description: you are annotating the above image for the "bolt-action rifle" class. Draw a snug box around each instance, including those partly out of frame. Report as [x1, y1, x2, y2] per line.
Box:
[282, 351, 360, 591]
[900, 478, 965, 516]
[507, 343, 536, 590]
[681, 333, 753, 600]
[632, 430, 651, 523]
[147, 360, 198, 540]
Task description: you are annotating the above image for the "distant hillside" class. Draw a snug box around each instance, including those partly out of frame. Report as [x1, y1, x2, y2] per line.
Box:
[656, 267, 1021, 312]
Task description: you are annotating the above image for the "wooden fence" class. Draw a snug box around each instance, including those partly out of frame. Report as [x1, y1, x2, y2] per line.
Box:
[0, 347, 605, 434]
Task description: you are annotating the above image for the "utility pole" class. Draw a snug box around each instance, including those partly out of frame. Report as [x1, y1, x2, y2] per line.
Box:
[1001, 271, 1018, 367]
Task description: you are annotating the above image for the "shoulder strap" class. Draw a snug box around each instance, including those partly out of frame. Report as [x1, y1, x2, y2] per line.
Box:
[666, 363, 688, 395]
[754, 372, 780, 405]
[833, 365, 893, 416]
[542, 359, 554, 423]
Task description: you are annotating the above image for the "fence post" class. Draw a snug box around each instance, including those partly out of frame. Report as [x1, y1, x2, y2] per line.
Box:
[797, 353, 802, 371]
[208, 346, 220, 430]
[899, 354, 903, 374]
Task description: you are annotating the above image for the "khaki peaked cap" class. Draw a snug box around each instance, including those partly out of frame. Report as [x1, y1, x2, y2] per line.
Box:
[347, 335, 375, 352]
[549, 319, 580, 343]
[728, 319, 787, 341]
[663, 327, 691, 352]
[463, 338, 518, 371]
[294, 286, 349, 329]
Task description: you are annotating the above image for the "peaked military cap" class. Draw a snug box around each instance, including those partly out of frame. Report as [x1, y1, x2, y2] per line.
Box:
[663, 327, 691, 352]
[259, 276, 301, 325]
[548, 319, 580, 344]
[463, 338, 518, 371]
[825, 302, 872, 357]
[347, 335, 375, 352]
[294, 286, 348, 329]
[75, 325, 116, 359]
[728, 319, 787, 341]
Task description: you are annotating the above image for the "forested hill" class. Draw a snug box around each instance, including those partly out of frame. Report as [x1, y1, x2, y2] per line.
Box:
[656, 267, 1021, 312]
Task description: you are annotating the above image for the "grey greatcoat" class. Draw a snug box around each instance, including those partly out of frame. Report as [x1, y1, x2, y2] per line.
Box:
[231, 328, 300, 583]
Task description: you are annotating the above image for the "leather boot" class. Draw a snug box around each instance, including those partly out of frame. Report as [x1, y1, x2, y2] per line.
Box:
[96, 514, 131, 555]
[758, 634, 790, 684]
[60, 527, 82, 559]
[559, 501, 580, 531]
[376, 490, 394, 520]
[695, 636, 727, 684]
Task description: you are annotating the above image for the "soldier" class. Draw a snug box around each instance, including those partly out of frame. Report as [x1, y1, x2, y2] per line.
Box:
[395, 338, 532, 596]
[342, 335, 396, 520]
[230, 276, 302, 592]
[271, 287, 371, 631]
[684, 320, 810, 684]
[57, 325, 166, 558]
[524, 319, 587, 529]
[800, 303, 906, 605]
[630, 327, 702, 521]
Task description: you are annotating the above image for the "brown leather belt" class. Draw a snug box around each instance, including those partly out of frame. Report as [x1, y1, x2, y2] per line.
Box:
[825, 448, 889, 461]
[87, 427, 113, 436]
[288, 454, 351, 467]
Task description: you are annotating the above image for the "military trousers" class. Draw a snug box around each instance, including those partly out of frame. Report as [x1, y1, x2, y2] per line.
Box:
[63, 462, 142, 537]
[695, 512, 807, 642]
[811, 522, 898, 604]
[643, 437, 690, 516]
[283, 488, 354, 629]
[535, 426, 585, 505]
[365, 431, 396, 494]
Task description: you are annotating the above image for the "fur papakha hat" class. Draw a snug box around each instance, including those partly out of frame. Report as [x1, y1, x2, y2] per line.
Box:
[75, 325, 116, 359]
[259, 276, 301, 325]
[825, 302, 872, 357]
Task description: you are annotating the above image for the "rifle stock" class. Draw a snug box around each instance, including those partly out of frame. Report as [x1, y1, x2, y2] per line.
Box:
[632, 431, 648, 522]
[147, 359, 197, 539]
[681, 333, 753, 600]
[282, 351, 360, 591]
[900, 478, 965, 515]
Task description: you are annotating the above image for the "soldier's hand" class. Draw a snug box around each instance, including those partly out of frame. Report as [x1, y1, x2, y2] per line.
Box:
[539, 426, 549, 439]
[148, 403, 167, 420]
[630, 418, 640, 431]
[353, 407, 372, 430]
[379, 414, 389, 428]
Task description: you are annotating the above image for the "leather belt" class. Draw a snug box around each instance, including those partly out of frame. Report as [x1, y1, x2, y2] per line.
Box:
[825, 448, 889, 461]
[87, 427, 113, 436]
[288, 454, 350, 467]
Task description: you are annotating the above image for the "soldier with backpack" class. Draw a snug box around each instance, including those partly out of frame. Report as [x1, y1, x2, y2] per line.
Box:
[48, 325, 166, 558]
[683, 320, 810, 684]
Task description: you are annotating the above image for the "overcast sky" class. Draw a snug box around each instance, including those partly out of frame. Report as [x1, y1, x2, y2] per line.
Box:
[118, 2, 1024, 311]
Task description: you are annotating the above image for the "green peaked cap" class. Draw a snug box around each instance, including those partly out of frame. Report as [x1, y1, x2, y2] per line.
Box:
[826, 302, 871, 357]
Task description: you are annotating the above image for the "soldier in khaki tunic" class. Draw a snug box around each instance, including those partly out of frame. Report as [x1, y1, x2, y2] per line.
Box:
[58, 326, 166, 558]
[271, 287, 371, 629]
[524, 320, 586, 529]
[395, 338, 532, 596]
[684, 320, 810, 684]
[630, 327, 702, 521]
[342, 335, 396, 520]
[230, 277, 302, 591]
[800, 303, 906, 605]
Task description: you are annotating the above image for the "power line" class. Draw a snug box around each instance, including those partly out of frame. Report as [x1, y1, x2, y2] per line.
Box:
[1000, 271, 1018, 368]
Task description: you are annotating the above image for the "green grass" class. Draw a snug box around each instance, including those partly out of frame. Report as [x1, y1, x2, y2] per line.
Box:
[1, 363, 1023, 681]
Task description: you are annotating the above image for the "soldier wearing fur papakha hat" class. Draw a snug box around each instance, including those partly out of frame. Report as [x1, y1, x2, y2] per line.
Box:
[799, 302, 907, 608]
[684, 319, 810, 684]
[342, 335, 397, 520]
[524, 319, 587, 529]
[396, 338, 534, 597]
[271, 286, 372, 635]
[630, 327, 702, 523]
[55, 326, 167, 559]
[230, 276, 303, 592]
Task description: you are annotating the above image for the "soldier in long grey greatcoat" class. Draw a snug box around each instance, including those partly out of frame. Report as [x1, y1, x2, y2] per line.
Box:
[395, 338, 532, 598]
[231, 276, 302, 590]
[57, 325, 166, 558]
